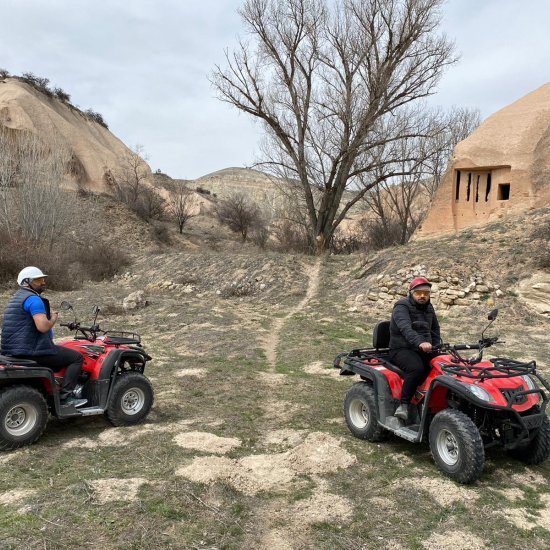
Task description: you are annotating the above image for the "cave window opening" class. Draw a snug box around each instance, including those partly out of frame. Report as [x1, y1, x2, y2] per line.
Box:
[498, 183, 510, 200]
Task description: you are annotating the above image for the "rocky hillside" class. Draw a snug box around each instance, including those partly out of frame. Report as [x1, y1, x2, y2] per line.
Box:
[0, 77, 151, 191]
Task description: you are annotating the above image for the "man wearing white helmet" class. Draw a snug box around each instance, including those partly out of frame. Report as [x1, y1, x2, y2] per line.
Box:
[1, 266, 86, 408]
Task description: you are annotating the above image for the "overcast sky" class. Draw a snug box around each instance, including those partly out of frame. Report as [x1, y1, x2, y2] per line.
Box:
[1, 0, 549, 179]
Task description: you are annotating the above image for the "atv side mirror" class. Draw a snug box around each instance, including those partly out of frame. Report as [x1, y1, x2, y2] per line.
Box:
[59, 301, 73, 311]
[488, 309, 498, 321]
[92, 305, 100, 326]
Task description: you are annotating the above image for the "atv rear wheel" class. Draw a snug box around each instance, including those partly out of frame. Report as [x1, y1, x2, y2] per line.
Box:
[106, 372, 154, 427]
[344, 382, 386, 442]
[0, 386, 48, 451]
[507, 413, 550, 465]
[429, 409, 485, 484]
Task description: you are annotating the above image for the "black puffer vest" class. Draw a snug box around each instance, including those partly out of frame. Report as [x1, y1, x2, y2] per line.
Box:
[1, 288, 56, 356]
[389, 294, 441, 351]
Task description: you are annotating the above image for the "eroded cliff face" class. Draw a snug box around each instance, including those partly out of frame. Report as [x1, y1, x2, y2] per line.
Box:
[416, 83, 550, 239]
[0, 78, 151, 191]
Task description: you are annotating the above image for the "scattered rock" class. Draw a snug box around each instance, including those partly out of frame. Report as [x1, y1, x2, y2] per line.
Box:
[123, 290, 148, 311]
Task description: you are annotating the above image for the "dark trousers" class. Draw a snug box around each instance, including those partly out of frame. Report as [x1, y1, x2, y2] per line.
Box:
[16, 345, 84, 399]
[389, 348, 433, 404]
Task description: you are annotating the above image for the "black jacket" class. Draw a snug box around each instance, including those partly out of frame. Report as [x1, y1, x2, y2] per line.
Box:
[389, 295, 441, 351]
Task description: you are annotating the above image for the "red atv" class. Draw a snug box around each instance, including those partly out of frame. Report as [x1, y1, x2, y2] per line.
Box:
[0, 302, 154, 450]
[334, 309, 550, 483]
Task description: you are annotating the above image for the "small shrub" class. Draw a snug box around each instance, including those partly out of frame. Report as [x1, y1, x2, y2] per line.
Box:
[0, 68, 10, 79]
[53, 87, 71, 102]
[214, 193, 264, 242]
[20, 72, 53, 97]
[363, 218, 403, 250]
[134, 186, 165, 222]
[84, 109, 108, 129]
[75, 242, 131, 281]
[150, 222, 171, 245]
[330, 232, 367, 254]
[250, 224, 269, 249]
[272, 220, 314, 254]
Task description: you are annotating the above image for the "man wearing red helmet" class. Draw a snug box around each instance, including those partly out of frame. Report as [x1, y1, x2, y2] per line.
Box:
[389, 276, 441, 422]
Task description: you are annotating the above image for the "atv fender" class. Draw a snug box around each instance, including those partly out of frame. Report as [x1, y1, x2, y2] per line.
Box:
[0, 363, 56, 395]
[341, 357, 396, 423]
[71, 349, 150, 413]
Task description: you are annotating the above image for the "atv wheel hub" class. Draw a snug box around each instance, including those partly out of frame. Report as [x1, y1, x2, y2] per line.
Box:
[349, 398, 369, 428]
[121, 388, 145, 415]
[436, 429, 459, 466]
[5, 404, 37, 436]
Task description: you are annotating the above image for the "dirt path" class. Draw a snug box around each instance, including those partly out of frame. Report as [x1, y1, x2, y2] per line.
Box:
[263, 259, 322, 369]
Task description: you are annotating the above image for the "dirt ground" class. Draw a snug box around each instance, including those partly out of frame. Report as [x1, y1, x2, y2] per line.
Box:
[1, 210, 549, 549]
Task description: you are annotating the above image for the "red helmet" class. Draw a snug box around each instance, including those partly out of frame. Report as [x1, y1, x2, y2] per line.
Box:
[409, 277, 432, 291]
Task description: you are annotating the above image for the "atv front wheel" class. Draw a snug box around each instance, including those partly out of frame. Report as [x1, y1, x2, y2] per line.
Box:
[0, 386, 48, 451]
[429, 409, 485, 484]
[106, 372, 154, 427]
[507, 413, 550, 465]
[344, 382, 386, 442]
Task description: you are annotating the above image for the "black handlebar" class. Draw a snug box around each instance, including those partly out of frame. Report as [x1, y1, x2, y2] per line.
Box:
[454, 344, 481, 351]
[59, 321, 101, 342]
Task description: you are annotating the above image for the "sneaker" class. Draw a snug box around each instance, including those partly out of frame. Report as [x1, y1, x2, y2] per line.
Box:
[61, 397, 87, 408]
[394, 403, 409, 421]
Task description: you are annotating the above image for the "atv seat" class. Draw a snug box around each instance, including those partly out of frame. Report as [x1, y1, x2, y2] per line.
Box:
[0, 355, 39, 367]
[372, 321, 406, 378]
[373, 321, 390, 349]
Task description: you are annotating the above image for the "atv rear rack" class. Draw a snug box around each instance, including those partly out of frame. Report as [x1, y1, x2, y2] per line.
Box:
[103, 331, 141, 345]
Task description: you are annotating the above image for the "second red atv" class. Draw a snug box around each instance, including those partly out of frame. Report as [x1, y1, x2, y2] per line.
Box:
[334, 309, 550, 483]
[0, 302, 154, 451]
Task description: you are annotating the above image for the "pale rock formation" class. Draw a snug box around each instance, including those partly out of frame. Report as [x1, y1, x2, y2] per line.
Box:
[417, 83, 550, 238]
[0, 78, 151, 191]
[517, 271, 550, 316]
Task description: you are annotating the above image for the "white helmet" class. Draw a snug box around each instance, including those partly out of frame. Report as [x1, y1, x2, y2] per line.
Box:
[17, 266, 47, 286]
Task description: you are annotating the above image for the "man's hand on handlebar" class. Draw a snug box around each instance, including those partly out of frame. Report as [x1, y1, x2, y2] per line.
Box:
[419, 342, 432, 353]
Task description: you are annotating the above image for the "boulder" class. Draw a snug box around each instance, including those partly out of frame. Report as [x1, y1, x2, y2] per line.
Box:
[123, 290, 147, 311]
[517, 272, 550, 316]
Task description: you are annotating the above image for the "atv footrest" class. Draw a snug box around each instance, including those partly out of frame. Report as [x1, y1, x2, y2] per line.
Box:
[78, 407, 105, 416]
[394, 425, 421, 442]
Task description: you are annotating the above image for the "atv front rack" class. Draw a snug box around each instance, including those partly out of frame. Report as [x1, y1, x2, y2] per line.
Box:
[441, 358, 537, 380]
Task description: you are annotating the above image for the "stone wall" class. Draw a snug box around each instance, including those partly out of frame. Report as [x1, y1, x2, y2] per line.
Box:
[348, 264, 502, 313]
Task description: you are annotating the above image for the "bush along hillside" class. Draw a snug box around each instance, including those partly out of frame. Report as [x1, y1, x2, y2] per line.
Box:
[0, 68, 108, 128]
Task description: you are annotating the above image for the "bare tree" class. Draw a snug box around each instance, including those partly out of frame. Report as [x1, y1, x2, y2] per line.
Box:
[168, 181, 195, 233]
[212, 0, 455, 252]
[422, 106, 481, 198]
[0, 127, 75, 248]
[109, 145, 164, 221]
[215, 192, 264, 241]
[110, 145, 150, 205]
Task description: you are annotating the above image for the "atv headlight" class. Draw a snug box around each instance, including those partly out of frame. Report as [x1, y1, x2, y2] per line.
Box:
[521, 375, 537, 391]
[457, 382, 495, 403]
